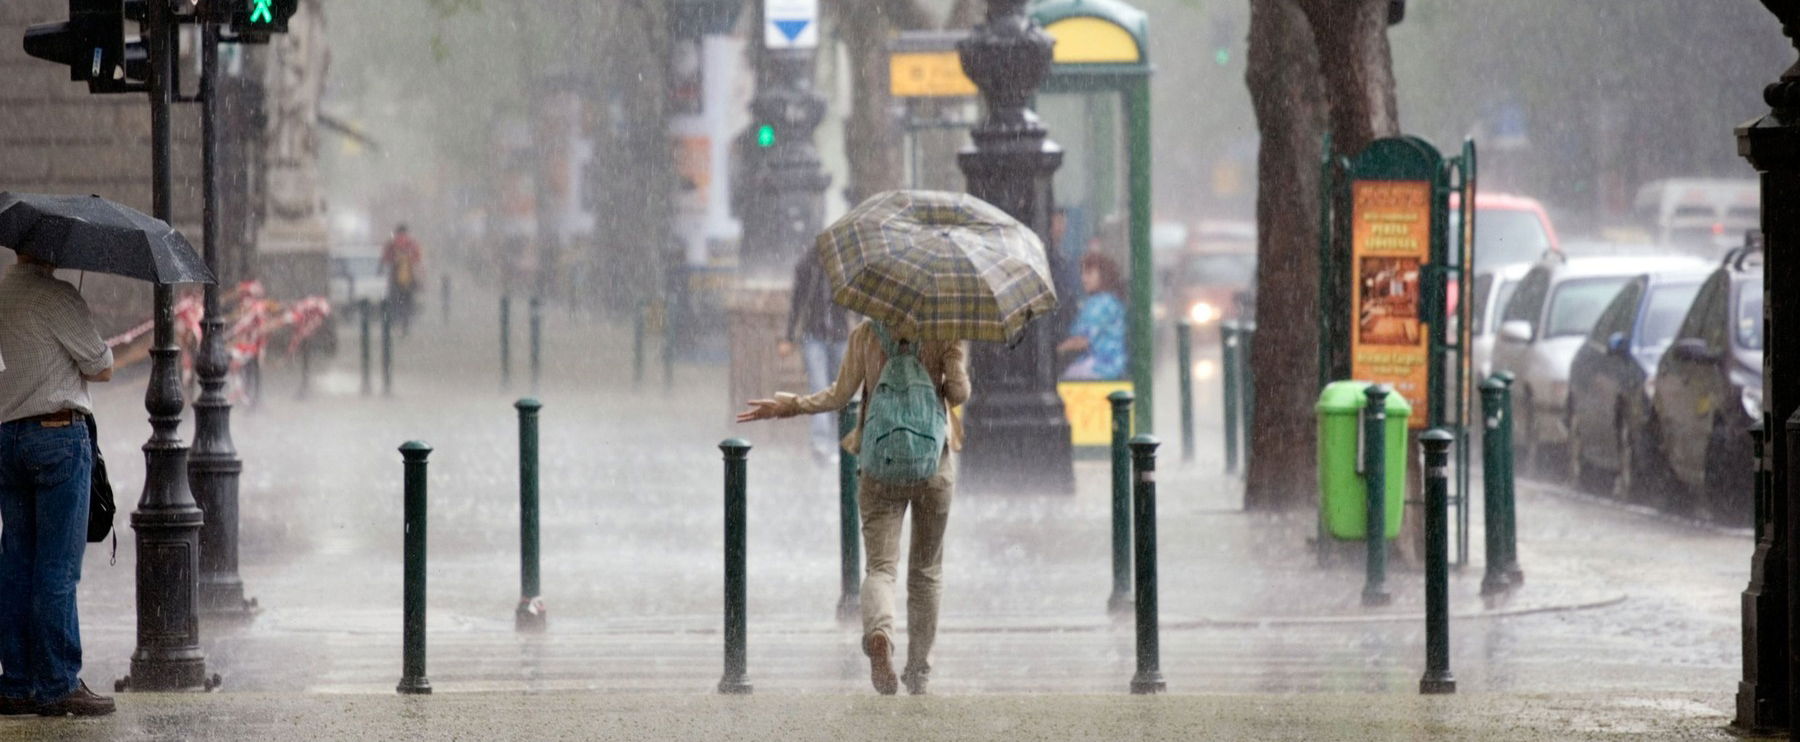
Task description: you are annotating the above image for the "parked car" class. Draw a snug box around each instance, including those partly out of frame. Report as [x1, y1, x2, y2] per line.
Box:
[1565, 268, 1708, 499]
[1490, 253, 1708, 473]
[1634, 178, 1759, 256]
[1470, 262, 1532, 381]
[1645, 246, 1764, 523]
[1455, 192, 1562, 272]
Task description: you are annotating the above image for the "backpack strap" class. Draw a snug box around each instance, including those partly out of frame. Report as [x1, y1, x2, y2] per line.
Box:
[871, 321, 912, 357]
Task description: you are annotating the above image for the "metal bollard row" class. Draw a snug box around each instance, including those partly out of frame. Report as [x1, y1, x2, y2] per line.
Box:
[1479, 374, 1521, 594]
[1128, 435, 1165, 694]
[1361, 384, 1392, 607]
[837, 402, 862, 623]
[397, 441, 432, 695]
[1108, 391, 1134, 614]
[1221, 320, 1241, 475]
[499, 295, 512, 389]
[528, 296, 542, 394]
[1419, 429, 1457, 694]
[718, 439, 753, 694]
[515, 399, 545, 632]
[1175, 320, 1195, 464]
[359, 299, 373, 396]
[380, 298, 394, 396]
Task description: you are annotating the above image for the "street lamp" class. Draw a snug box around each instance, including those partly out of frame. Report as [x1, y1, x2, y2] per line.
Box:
[955, 0, 1075, 494]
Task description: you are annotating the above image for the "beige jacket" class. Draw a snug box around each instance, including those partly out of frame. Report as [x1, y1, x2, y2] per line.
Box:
[774, 321, 970, 454]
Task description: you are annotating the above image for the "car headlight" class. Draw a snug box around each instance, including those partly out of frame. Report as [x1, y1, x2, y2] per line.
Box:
[1743, 384, 1764, 418]
[1188, 300, 1221, 325]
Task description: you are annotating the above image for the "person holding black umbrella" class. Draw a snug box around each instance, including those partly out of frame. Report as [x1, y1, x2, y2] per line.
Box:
[0, 252, 116, 717]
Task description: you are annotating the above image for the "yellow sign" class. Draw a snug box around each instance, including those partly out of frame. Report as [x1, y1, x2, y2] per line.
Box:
[1350, 180, 1432, 428]
[1058, 380, 1134, 447]
[1044, 17, 1142, 64]
[889, 50, 977, 98]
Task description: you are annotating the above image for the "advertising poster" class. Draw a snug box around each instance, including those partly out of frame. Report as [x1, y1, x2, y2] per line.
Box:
[1350, 180, 1431, 427]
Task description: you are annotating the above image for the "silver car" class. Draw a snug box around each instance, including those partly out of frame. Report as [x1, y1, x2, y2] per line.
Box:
[1470, 262, 1532, 381]
[1490, 253, 1708, 472]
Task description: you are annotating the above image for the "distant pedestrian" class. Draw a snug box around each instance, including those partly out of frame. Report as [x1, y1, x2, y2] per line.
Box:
[779, 251, 852, 466]
[736, 319, 970, 695]
[380, 223, 423, 337]
[0, 253, 116, 717]
[1058, 250, 1128, 380]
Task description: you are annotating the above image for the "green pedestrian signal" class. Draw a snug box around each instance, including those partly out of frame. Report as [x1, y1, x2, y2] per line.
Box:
[229, 0, 297, 36]
[249, 0, 274, 24]
[756, 124, 776, 148]
[1213, 48, 1230, 66]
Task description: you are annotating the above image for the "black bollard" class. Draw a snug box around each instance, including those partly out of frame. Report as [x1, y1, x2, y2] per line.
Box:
[500, 294, 512, 389]
[1108, 391, 1134, 614]
[1220, 320, 1241, 475]
[397, 441, 432, 695]
[515, 398, 545, 632]
[441, 274, 451, 326]
[718, 438, 753, 694]
[380, 298, 394, 397]
[359, 299, 372, 396]
[528, 296, 542, 394]
[1478, 377, 1511, 595]
[1176, 320, 1195, 463]
[1128, 435, 1165, 694]
[837, 402, 861, 622]
[1241, 321, 1257, 452]
[633, 300, 646, 387]
[1419, 429, 1457, 694]
[1362, 384, 1393, 607]
[661, 298, 675, 390]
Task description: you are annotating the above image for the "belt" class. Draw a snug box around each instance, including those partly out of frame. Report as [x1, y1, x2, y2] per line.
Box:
[6, 409, 85, 427]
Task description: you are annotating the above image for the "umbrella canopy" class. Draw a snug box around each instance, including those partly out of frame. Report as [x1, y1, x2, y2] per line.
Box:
[817, 190, 1056, 343]
[0, 192, 213, 285]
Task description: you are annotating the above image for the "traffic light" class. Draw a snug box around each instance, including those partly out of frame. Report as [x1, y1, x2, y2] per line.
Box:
[756, 124, 776, 148]
[229, 0, 299, 37]
[22, 0, 145, 94]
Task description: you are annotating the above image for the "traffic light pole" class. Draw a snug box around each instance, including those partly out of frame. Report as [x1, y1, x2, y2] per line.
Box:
[955, 0, 1075, 494]
[119, 0, 213, 693]
[190, 19, 255, 620]
[738, 22, 829, 279]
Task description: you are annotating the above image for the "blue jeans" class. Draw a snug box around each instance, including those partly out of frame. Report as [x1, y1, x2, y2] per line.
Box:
[802, 336, 849, 461]
[0, 419, 92, 701]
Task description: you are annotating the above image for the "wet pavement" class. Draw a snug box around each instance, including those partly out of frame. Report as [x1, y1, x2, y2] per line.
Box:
[24, 276, 1757, 737]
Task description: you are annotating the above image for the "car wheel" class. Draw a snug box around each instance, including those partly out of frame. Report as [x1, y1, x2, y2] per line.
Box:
[1703, 418, 1755, 527]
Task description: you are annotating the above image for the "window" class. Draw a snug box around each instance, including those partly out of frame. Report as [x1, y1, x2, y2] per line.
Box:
[1471, 274, 1493, 334]
[1638, 282, 1702, 351]
[1545, 277, 1633, 338]
[1465, 209, 1554, 269]
[1675, 272, 1726, 344]
[1737, 283, 1764, 351]
[1502, 269, 1550, 331]
[1587, 280, 1643, 342]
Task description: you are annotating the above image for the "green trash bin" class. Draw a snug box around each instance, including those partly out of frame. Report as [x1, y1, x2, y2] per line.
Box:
[1317, 380, 1411, 540]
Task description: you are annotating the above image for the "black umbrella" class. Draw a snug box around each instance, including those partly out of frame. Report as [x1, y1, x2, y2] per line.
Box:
[0, 192, 213, 284]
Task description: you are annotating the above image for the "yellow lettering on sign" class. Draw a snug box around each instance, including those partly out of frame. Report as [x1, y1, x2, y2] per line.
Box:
[1044, 17, 1142, 64]
[889, 51, 978, 98]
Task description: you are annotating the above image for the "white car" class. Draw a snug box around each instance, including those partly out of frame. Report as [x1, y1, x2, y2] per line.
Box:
[1470, 262, 1532, 381]
[1490, 253, 1709, 471]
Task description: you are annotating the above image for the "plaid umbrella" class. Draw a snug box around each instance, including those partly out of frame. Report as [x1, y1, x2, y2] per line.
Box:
[816, 190, 1057, 343]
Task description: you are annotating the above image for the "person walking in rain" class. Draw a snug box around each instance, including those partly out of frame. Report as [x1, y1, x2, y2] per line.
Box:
[379, 223, 423, 337]
[0, 253, 116, 716]
[778, 250, 852, 467]
[737, 319, 969, 695]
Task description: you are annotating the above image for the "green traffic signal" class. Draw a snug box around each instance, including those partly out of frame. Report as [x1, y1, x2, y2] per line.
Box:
[756, 124, 776, 148]
[249, 0, 274, 24]
[1213, 48, 1230, 66]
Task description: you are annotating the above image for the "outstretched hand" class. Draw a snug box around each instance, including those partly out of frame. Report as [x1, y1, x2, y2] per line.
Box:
[736, 399, 782, 423]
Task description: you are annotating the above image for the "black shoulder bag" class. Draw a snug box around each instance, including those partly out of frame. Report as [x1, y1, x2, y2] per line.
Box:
[83, 415, 116, 547]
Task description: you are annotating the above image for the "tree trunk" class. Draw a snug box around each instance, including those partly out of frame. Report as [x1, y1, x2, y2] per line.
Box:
[1243, 0, 1327, 511]
[1298, 0, 1400, 155]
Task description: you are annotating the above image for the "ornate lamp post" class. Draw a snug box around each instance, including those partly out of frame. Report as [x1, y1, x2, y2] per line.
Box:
[737, 0, 831, 281]
[1738, 0, 1800, 731]
[955, 0, 1075, 494]
[191, 19, 255, 620]
[119, 0, 212, 692]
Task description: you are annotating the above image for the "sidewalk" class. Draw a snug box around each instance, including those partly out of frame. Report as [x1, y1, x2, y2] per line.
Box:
[49, 275, 1751, 729]
[0, 691, 1756, 741]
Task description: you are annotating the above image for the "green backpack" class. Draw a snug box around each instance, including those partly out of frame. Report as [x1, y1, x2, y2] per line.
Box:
[861, 323, 948, 485]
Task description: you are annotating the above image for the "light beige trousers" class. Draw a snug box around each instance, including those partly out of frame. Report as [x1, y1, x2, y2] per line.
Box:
[859, 452, 954, 679]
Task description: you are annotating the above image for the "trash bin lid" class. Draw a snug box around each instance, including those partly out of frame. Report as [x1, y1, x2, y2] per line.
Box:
[1315, 380, 1414, 416]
